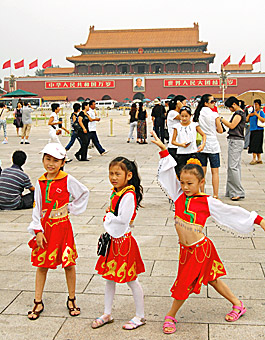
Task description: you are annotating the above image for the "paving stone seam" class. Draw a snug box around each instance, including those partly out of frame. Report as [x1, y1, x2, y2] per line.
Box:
[0, 290, 22, 314]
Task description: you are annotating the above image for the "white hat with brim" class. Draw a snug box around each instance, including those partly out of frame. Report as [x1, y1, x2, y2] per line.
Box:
[40, 143, 66, 159]
[153, 98, 160, 104]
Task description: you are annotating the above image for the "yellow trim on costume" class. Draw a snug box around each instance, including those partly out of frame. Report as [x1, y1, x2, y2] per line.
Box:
[38, 170, 68, 181]
[186, 198, 197, 223]
[111, 185, 135, 196]
[175, 215, 204, 229]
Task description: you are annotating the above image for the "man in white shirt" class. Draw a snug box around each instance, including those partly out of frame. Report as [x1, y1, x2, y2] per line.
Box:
[0, 103, 9, 144]
[87, 100, 108, 155]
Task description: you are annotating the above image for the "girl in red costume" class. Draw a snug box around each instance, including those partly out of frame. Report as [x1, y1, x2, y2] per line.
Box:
[27, 143, 89, 320]
[92, 157, 145, 330]
[151, 131, 265, 334]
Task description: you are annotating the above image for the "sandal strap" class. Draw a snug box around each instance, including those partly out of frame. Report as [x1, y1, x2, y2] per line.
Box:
[164, 315, 178, 323]
[232, 301, 243, 311]
[163, 321, 175, 328]
[67, 296, 76, 302]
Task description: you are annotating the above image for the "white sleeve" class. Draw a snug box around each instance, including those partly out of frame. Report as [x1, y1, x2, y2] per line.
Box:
[103, 193, 135, 238]
[158, 152, 182, 202]
[208, 196, 257, 234]
[28, 181, 43, 235]
[67, 174, 89, 215]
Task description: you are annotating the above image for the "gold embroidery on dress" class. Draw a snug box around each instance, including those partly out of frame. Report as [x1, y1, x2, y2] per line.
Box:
[62, 246, 77, 266]
[117, 262, 127, 282]
[195, 240, 211, 263]
[210, 260, 225, 280]
[32, 247, 40, 257]
[38, 251, 47, 266]
[112, 236, 131, 257]
[48, 248, 58, 266]
[103, 260, 117, 277]
[128, 262, 137, 279]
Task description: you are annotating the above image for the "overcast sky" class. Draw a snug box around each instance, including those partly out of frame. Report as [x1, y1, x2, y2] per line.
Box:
[1, 0, 265, 82]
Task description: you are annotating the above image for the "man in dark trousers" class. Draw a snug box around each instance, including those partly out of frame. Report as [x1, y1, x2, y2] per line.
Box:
[151, 98, 166, 143]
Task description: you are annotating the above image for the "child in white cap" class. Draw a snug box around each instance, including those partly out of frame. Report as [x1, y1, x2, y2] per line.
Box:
[27, 143, 89, 320]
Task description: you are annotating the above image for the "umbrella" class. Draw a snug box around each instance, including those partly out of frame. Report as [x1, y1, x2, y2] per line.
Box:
[2, 89, 38, 97]
[133, 99, 142, 103]
[124, 97, 130, 101]
[143, 98, 151, 102]
[237, 90, 265, 106]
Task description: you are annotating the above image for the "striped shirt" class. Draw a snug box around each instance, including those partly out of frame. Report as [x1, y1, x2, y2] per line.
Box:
[0, 164, 33, 209]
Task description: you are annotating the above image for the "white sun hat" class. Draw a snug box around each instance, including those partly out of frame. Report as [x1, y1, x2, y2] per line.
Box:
[40, 143, 66, 159]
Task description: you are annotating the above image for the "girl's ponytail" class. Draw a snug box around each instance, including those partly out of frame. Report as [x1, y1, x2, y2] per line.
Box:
[128, 160, 143, 208]
[193, 94, 211, 122]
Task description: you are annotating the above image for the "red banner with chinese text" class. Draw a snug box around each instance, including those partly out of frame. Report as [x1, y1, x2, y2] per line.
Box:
[164, 79, 237, 87]
[45, 81, 115, 89]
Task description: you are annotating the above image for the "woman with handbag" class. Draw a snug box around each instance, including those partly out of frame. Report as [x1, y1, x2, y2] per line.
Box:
[92, 157, 146, 330]
[137, 102, 148, 144]
[75, 101, 91, 161]
[13, 101, 23, 136]
[65, 103, 82, 151]
[193, 94, 223, 199]
[246, 99, 265, 165]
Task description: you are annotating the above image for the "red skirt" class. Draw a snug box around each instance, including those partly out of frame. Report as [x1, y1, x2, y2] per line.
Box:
[95, 232, 145, 283]
[171, 236, 226, 300]
[29, 216, 78, 269]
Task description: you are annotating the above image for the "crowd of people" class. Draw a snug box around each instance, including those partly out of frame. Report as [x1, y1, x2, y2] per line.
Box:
[0, 93, 265, 335]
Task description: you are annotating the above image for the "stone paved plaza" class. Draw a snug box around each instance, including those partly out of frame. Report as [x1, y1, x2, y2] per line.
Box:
[0, 110, 264, 340]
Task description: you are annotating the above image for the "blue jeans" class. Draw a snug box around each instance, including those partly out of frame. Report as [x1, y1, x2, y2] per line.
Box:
[65, 130, 81, 151]
[88, 131, 105, 154]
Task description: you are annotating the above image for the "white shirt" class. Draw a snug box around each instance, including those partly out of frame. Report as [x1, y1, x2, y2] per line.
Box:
[103, 192, 135, 238]
[174, 122, 198, 154]
[167, 110, 179, 148]
[88, 108, 97, 131]
[198, 107, 220, 153]
[0, 108, 9, 121]
[28, 174, 89, 235]
[49, 112, 59, 133]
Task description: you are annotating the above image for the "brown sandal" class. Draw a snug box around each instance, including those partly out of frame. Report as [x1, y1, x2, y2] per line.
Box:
[27, 299, 44, 320]
[66, 296, 80, 317]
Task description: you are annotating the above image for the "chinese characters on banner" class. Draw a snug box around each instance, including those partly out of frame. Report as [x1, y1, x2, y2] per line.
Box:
[164, 79, 237, 87]
[45, 80, 115, 89]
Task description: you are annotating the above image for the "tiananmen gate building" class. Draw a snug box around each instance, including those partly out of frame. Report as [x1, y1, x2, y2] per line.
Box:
[3, 24, 265, 102]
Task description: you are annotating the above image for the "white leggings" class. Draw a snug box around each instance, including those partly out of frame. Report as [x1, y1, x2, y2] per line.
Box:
[104, 279, 144, 318]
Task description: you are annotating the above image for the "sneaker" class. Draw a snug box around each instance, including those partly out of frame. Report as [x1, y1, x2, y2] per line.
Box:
[87, 154, 92, 159]
[25, 141, 30, 144]
[20, 140, 24, 144]
[2, 140, 8, 144]
[101, 150, 109, 156]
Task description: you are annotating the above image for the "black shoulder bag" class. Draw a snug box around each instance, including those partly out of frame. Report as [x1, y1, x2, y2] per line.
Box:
[97, 192, 127, 256]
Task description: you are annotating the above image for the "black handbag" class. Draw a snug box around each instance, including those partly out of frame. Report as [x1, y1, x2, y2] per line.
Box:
[97, 191, 128, 256]
[73, 120, 83, 132]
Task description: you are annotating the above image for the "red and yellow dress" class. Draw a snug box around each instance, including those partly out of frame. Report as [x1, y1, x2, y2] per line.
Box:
[28, 171, 89, 269]
[95, 185, 145, 283]
[158, 150, 263, 300]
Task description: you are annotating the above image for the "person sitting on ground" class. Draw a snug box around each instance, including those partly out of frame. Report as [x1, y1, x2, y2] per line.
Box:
[0, 150, 35, 210]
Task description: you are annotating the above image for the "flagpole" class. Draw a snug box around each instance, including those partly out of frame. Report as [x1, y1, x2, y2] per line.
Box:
[260, 52, 262, 73]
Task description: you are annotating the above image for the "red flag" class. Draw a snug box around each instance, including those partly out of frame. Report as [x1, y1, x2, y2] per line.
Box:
[239, 55, 246, 67]
[14, 59, 24, 69]
[29, 59, 38, 69]
[252, 54, 261, 64]
[42, 59, 52, 69]
[222, 56, 231, 67]
[2, 60, 11, 69]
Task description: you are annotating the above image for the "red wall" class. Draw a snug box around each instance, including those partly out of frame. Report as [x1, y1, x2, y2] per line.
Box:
[4, 74, 265, 101]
